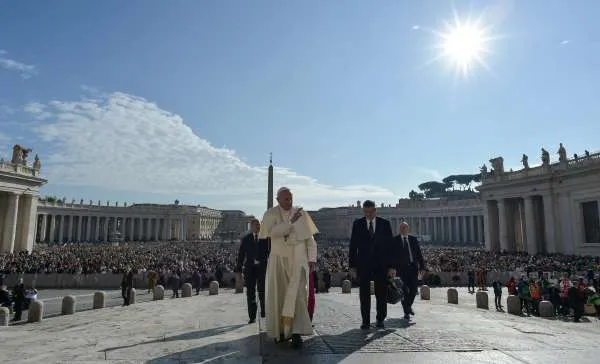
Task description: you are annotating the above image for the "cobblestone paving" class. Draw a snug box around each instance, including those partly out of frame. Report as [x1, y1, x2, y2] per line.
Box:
[261, 287, 600, 363]
[2, 286, 599, 363]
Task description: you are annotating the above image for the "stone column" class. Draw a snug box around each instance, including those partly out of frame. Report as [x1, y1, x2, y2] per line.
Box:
[146, 218, 152, 240]
[524, 196, 538, 255]
[86, 216, 92, 241]
[154, 218, 159, 241]
[542, 194, 557, 253]
[166, 219, 171, 240]
[454, 215, 460, 242]
[39, 214, 47, 242]
[94, 217, 100, 242]
[557, 193, 573, 254]
[440, 217, 446, 242]
[17, 194, 38, 253]
[48, 215, 56, 243]
[137, 218, 143, 241]
[57, 216, 64, 243]
[103, 217, 109, 241]
[432, 217, 438, 241]
[461, 216, 468, 242]
[483, 201, 497, 251]
[181, 216, 187, 241]
[1, 193, 20, 253]
[478, 215, 484, 243]
[497, 199, 509, 252]
[129, 218, 135, 241]
[111, 217, 118, 239]
[447, 216, 453, 242]
[76, 215, 83, 242]
[469, 216, 475, 243]
[67, 215, 73, 242]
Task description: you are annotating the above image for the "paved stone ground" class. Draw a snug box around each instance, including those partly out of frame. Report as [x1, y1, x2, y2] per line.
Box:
[261, 287, 600, 363]
[0, 287, 598, 363]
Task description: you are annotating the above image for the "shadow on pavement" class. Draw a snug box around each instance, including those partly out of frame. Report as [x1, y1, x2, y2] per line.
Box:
[102, 324, 246, 353]
[145, 333, 261, 364]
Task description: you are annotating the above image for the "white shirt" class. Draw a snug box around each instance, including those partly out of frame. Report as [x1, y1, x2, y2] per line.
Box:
[366, 217, 376, 232]
[401, 235, 414, 263]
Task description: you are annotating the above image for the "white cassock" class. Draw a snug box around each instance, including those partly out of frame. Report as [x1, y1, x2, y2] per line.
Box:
[259, 205, 318, 340]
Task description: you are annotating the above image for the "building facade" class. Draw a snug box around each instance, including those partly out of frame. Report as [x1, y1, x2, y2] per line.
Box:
[35, 200, 253, 244]
[478, 148, 600, 255]
[0, 145, 47, 253]
[309, 198, 484, 244]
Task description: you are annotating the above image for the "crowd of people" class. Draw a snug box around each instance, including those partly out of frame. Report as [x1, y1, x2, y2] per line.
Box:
[1, 241, 598, 277]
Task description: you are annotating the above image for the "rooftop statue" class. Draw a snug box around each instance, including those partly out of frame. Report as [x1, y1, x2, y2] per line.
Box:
[521, 154, 529, 169]
[541, 148, 550, 166]
[11, 144, 32, 165]
[480, 164, 487, 174]
[489, 157, 504, 174]
[33, 154, 41, 170]
[558, 143, 567, 162]
[585, 150, 590, 157]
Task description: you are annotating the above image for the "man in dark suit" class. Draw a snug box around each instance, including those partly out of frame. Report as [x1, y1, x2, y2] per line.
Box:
[236, 219, 270, 324]
[393, 222, 426, 320]
[349, 200, 395, 329]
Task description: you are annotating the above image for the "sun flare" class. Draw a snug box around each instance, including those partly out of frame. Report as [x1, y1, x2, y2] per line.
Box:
[431, 15, 495, 78]
[442, 25, 485, 67]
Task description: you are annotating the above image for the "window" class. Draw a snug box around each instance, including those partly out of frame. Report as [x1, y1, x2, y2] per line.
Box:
[581, 201, 600, 244]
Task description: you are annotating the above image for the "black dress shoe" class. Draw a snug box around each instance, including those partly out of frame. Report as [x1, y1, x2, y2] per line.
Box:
[375, 321, 384, 328]
[248, 318, 256, 324]
[409, 309, 415, 315]
[403, 314, 410, 320]
[291, 334, 303, 349]
[360, 323, 370, 330]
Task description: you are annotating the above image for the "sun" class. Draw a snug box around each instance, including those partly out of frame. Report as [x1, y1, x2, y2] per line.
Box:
[429, 14, 496, 78]
[442, 24, 486, 69]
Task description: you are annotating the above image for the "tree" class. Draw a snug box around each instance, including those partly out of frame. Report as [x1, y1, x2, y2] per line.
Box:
[409, 189, 425, 200]
[43, 196, 58, 203]
[417, 181, 447, 198]
[442, 174, 481, 191]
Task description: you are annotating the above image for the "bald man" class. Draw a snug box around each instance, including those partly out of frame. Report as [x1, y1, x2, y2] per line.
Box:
[393, 222, 426, 320]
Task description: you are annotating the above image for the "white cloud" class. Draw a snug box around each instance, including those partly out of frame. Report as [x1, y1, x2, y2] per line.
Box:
[560, 40, 570, 45]
[411, 25, 420, 30]
[26, 91, 395, 213]
[0, 51, 37, 78]
[24, 102, 51, 120]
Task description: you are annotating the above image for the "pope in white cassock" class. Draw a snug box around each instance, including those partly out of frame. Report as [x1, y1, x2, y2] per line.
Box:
[258, 187, 318, 349]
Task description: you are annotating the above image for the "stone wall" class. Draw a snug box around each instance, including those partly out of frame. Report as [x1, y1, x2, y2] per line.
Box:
[1, 271, 584, 289]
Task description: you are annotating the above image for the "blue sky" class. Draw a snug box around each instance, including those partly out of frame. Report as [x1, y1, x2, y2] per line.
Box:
[1, 0, 599, 216]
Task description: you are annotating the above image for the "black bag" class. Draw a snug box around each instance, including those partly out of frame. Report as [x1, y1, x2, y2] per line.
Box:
[387, 277, 405, 304]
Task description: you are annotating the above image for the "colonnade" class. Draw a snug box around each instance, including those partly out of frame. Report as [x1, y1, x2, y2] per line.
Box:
[387, 215, 484, 243]
[0, 192, 39, 253]
[35, 214, 190, 243]
[484, 196, 552, 254]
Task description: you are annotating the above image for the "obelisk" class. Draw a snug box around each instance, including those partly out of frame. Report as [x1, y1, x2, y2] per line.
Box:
[267, 153, 274, 209]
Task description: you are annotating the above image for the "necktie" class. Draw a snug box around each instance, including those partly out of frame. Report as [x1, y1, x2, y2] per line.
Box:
[404, 237, 414, 263]
[254, 234, 258, 242]
[368, 220, 374, 237]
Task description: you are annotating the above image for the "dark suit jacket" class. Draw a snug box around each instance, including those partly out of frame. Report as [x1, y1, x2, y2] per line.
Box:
[236, 232, 270, 273]
[392, 235, 426, 272]
[349, 216, 394, 273]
